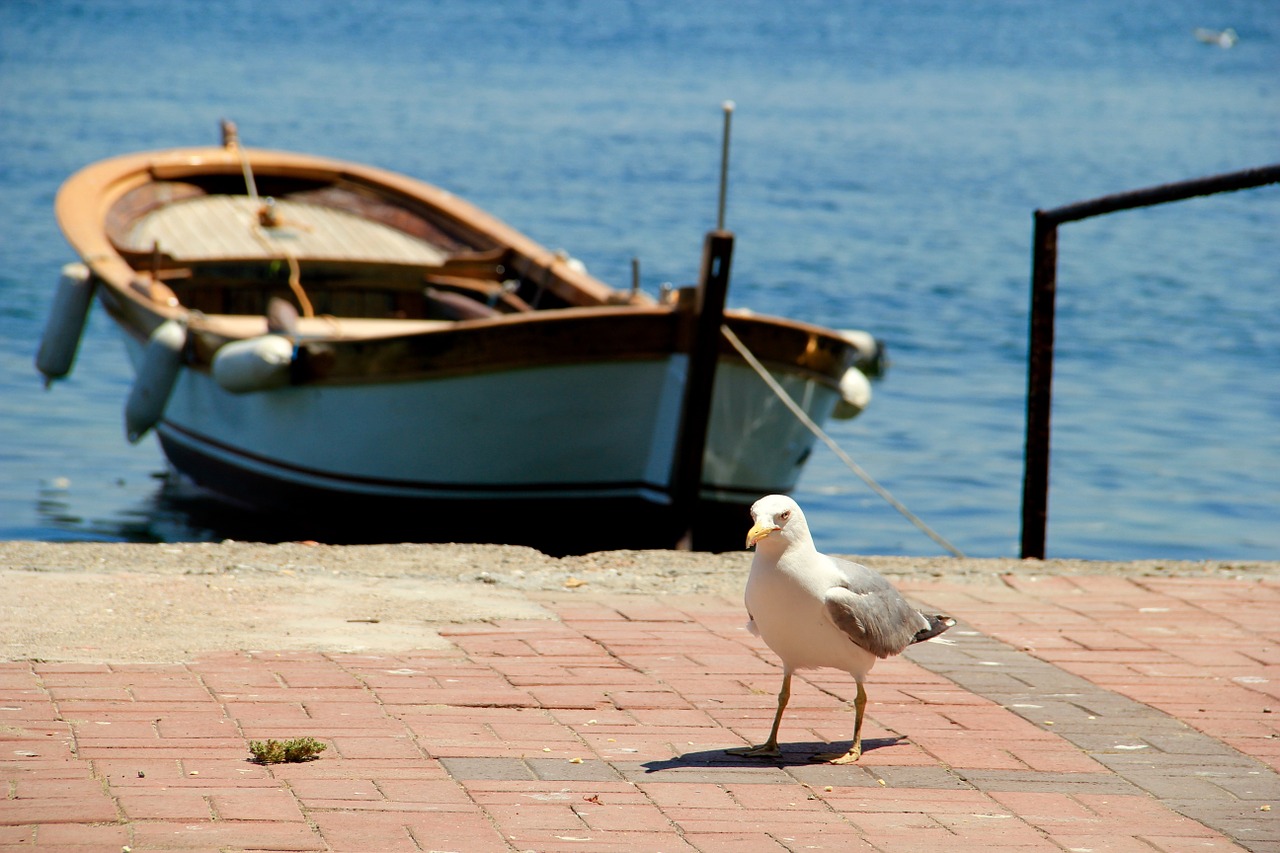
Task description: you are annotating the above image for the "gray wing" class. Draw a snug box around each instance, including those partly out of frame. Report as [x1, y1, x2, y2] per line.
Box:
[823, 557, 928, 659]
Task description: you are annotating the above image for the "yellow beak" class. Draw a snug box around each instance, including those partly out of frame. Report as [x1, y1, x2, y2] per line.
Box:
[746, 521, 776, 549]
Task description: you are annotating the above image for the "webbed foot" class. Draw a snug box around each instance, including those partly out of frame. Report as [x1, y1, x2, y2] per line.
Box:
[813, 745, 862, 764]
[726, 743, 781, 758]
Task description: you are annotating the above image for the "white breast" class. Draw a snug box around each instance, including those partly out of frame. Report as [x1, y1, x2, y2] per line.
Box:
[744, 553, 878, 678]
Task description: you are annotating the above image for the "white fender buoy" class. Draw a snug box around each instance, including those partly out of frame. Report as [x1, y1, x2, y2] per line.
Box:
[838, 328, 887, 376]
[35, 263, 95, 387]
[555, 248, 588, 275]
[124, 320, 186, 443]
[832, 367, 872, 419]
[212, 334, 294, 394]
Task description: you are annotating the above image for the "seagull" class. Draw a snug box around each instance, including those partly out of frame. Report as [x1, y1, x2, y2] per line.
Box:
[727, 494, 954, 763]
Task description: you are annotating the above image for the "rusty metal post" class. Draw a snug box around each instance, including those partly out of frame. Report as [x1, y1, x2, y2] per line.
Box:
[1019, 162, 1280, 559]
[671, 230, 734, 546]
[1020, 212, 1058, 559]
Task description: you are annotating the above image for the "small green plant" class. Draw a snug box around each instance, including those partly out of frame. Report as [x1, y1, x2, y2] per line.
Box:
[248, 737, 327, 764]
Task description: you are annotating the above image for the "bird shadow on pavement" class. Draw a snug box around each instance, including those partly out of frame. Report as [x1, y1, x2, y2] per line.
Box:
[641, 736, 908, 773]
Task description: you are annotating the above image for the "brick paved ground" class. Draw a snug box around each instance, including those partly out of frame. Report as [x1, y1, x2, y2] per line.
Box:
[2, 572, 1277, 852]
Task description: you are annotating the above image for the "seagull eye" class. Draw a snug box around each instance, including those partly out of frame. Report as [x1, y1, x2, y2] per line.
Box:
[779, 510, 791, 522]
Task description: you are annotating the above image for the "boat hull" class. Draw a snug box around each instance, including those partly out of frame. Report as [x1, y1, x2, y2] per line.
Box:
[52, 132, 870, 552]
[126, 335, 839, 552]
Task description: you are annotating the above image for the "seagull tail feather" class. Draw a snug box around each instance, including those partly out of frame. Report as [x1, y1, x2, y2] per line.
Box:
[912, 614, 956, 645]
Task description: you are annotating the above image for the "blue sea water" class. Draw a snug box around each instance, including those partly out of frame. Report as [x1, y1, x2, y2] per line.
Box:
[1, 0, 1276, 559]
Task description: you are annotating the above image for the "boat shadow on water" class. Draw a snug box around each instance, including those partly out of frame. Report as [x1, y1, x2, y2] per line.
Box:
[35, 467, 762, 555]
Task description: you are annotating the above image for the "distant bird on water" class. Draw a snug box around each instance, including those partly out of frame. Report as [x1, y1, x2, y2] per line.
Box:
[728, 494, 954, 763]
[1193, 27, 1238, 48]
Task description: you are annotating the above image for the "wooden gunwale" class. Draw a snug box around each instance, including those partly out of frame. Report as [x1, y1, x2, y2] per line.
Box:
[285, 308, 851, 387]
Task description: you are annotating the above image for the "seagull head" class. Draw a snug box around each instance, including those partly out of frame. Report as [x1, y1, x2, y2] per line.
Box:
[746, 494, 813, 552]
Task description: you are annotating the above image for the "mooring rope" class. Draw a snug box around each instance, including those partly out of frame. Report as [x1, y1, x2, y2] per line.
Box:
[228, 130, 316, 320]
[720, 324, 966, 558]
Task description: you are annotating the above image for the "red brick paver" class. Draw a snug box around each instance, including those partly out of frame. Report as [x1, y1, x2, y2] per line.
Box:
[2, 573, 1277, 852]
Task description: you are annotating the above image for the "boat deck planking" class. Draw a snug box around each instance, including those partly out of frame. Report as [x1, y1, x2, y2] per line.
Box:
[125, 195, 450, 265]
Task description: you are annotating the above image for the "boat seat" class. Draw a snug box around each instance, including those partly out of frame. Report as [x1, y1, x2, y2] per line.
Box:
[195, 313, 454, 341]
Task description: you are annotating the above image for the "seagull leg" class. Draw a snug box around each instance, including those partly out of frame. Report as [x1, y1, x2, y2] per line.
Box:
[727, 670, 791, 757]
[815, 681, 866, 764]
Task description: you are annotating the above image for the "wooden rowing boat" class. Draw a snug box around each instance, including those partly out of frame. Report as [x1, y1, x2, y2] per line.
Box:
[41, 122, 878, 552]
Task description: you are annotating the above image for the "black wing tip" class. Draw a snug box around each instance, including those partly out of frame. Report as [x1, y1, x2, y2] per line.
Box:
[912, 614, 956, 644]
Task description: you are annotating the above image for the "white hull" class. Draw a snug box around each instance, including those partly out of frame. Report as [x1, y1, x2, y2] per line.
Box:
[127, 335, 839, 509]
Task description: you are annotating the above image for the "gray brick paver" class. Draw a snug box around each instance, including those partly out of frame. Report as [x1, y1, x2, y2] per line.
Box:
[436, 756, 536, 781]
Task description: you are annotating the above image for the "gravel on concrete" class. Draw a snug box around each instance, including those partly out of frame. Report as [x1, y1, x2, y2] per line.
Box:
[2, 540, 1272, 663]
